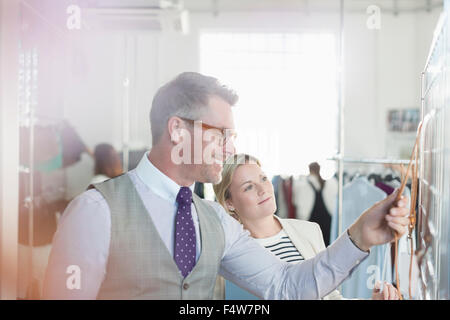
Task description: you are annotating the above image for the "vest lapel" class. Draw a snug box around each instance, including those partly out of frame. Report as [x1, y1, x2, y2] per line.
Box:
[126, 175, 184, 279]
[95, 174, 225, 299]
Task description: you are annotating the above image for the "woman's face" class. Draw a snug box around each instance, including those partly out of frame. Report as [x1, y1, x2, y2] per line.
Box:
[226, 164, 277, 221]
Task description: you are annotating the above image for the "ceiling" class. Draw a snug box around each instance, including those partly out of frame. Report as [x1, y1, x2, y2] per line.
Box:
[183, 0, 443, 14]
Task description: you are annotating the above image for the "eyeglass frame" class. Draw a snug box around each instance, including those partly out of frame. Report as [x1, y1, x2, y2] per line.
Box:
[177, 117, 237, 146]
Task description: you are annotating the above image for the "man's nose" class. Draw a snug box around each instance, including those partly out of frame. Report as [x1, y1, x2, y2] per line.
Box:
[223, 140, 236, 160]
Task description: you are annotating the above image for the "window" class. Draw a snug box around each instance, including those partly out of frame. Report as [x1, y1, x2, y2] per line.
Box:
[200, 32, 338, 177]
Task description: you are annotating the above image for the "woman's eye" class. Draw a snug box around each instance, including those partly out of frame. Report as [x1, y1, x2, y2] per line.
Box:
[262, 176, 268, 181]
[244, 185, 253, 191]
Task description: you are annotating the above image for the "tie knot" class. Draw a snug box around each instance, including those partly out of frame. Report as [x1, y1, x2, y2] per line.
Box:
[176, 186, 192, 205]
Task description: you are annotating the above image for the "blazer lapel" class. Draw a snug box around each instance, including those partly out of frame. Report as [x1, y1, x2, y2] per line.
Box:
[275, 216, 316, 259]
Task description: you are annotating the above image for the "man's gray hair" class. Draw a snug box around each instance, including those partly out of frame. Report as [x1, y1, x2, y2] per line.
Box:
[150, 72, 239, 146]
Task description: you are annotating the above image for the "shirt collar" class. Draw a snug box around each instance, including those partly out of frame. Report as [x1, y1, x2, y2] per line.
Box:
[135, 151, 195, 203]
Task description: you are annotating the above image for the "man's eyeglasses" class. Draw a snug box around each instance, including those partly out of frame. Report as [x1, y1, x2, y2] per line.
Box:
[178, 117, 237, 146]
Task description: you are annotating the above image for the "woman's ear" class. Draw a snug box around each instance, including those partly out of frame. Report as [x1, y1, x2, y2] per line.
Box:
[225, 199, 235, 212]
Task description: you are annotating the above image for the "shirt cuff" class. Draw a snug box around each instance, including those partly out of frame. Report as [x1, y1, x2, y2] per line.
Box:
[328, 231, 370, 274]
[346, 229, 371, 254]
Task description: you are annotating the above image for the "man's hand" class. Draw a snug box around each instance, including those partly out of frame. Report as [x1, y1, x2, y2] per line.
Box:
[348, 189, 409, 252]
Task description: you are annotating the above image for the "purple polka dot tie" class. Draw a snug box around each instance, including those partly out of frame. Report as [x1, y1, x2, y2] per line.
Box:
[174, 187, 196, 278]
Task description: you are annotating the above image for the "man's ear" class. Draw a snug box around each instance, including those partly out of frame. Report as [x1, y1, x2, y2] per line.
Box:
[168, 117, 183, 144]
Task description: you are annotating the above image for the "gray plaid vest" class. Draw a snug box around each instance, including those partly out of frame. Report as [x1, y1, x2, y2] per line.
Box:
[92, 174, 225, 299]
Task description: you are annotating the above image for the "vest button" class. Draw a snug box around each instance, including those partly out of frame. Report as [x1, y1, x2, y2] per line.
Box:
[183, 283, 189, 290]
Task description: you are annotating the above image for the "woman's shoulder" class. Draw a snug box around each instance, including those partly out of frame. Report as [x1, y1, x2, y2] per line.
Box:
[279, 217, 318, 227]
[277, 218, 326, 253]
[278, 218, 321, 235]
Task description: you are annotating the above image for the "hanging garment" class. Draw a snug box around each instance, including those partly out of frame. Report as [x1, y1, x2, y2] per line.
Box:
[276, 177, 288, 218]
[293, 175, 315, 221]
[307, 180, 332, 246]
[282, 177, 296, 219]
[330, 176, 392, 299]
[271, 175, 281, 216]
[323, 176, 338, 217]
[293, 175, 337, 222]
[375, 181, 395, 195]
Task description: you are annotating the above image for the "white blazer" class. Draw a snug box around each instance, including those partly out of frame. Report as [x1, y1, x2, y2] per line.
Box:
[275, 215, 344, 300]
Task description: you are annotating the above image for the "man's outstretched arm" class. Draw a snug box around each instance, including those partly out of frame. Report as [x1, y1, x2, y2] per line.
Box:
[217, 190, 409, 299]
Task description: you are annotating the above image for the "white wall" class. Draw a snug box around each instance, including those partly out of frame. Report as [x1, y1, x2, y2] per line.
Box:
[344, 10, 439, 159]
[156, 9, 441, 159]
[63, 31, 160, 197]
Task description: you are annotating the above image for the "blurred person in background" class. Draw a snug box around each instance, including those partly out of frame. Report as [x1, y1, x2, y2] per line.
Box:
[90, 143, 123, 185]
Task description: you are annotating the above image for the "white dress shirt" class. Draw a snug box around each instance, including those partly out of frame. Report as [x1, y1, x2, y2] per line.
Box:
[43, 153, 369, 300]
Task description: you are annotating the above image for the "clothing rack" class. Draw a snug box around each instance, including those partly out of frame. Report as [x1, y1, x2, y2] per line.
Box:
[330, 156, 411, 237]
[330, 156, 412, 165]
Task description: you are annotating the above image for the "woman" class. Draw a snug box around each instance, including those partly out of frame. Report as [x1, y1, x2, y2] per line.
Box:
[213, 153, 400, 300]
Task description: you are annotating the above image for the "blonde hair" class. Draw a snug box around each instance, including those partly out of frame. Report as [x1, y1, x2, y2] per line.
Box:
[213, 153, 261, 219]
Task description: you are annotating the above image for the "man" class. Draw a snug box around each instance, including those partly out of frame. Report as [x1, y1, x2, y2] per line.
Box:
[43, 72, 409, 299]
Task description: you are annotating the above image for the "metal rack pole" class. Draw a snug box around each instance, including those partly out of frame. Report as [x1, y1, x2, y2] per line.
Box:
[330, 157, 412, 165]
[122, 35, 130, 172]
[337, 0, 345, 238]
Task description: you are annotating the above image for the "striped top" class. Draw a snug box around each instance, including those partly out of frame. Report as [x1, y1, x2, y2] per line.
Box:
[253, 229, 304, 264]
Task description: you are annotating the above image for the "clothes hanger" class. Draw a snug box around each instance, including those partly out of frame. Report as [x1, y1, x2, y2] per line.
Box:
[367, 173, 382, 185]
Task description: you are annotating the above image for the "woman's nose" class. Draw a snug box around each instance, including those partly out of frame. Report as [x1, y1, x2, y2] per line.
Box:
[257, 185, 265, 196]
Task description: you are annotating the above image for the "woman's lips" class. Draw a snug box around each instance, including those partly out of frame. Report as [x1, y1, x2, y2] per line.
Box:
[258, 196, 271, 205]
